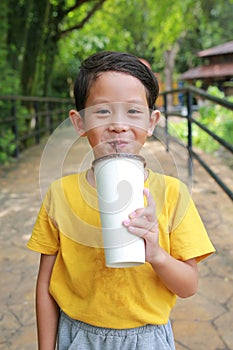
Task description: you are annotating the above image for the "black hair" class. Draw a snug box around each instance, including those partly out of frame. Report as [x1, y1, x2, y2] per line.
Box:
[73, 51, 159, 111]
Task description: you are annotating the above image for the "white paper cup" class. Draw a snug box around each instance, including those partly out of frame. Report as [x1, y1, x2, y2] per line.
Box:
[92, 153, 146, 268]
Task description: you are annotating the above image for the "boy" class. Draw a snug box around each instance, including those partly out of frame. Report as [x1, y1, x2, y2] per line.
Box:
[27, 51, 215, 350]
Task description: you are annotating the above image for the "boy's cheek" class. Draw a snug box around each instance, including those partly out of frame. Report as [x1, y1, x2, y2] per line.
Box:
[84, 115, 109, 130]
[86, 139, 109, 157]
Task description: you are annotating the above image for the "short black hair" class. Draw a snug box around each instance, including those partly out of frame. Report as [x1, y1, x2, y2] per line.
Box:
[73, 51, 159, 111]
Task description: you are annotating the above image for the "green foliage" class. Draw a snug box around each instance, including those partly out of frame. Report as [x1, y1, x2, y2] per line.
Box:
[196, 87, 233, 149]
[0, 98, 16, 164]
[0, 128, 16, 164]
[2, 0, 233, 96]
[176, 0, 233, 73]
[52, 0, 136, 95]
[1, 0, 233, 163]
[0, 99, 34, 164]
[0, 0, 20, 95]
[169, 86, 233, 155]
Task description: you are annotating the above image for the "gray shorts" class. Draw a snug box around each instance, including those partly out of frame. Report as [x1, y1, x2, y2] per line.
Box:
[57, 311, 176, 350]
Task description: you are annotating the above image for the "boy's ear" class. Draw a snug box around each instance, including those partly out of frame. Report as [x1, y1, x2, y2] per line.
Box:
[69, 110, 86, 136]
[147, 109, 160, 137]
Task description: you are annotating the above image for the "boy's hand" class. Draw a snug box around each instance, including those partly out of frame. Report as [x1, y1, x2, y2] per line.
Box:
[123, 188, 199, 298]
[123, 188, 159, 263]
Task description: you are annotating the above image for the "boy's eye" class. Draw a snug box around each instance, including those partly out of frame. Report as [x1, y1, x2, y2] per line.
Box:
[95, 109, 111, 116]
[128, 109, 140, 114]
[128, 108, 144, 117]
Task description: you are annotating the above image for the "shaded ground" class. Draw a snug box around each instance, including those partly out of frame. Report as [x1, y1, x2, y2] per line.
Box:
[0, 130, 233, 350]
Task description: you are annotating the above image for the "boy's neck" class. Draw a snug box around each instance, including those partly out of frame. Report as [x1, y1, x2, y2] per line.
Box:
[86, 168, 96, 187]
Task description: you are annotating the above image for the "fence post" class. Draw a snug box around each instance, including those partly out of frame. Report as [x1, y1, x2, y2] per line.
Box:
[46, 101, 52, 134]
[187, 90, 193, 178]
[163, 93, 169, 152]
[12, 101, 19, 158]
[34, 101, 40, 144]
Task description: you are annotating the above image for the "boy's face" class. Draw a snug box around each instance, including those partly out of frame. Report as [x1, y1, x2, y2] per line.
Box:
[70, 72, 160, 158]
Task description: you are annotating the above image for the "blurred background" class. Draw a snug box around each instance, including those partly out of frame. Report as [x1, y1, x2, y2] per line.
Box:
[0, 0, 233, 165]
[1, 0, 233, 96]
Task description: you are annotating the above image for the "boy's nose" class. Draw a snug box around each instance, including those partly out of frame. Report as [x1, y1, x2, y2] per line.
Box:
[109, 121, 129, 133]
[108, 113, 129, 133]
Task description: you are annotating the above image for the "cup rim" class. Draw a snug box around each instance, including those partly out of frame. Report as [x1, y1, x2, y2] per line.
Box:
[92, 153, 146, 168]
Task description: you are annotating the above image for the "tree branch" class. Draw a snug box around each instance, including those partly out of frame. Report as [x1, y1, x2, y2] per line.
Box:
[62, 0, 91, 17]
[59, 0, 106, 38]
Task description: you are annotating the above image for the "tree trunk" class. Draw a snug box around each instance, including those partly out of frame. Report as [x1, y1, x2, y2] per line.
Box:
[7, 0, 32, 71]
[20, 0, 50, 96]
[20, 0, 106, 96]
[163, 45, 178, 109]
[41, 1, 66, 96]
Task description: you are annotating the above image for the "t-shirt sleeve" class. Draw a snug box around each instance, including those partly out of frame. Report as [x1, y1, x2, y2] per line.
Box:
[27, 189, 59, 255]
[169, 181, 215, 262]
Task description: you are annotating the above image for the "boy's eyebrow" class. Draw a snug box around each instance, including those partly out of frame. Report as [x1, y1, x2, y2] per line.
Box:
[88, 98, 148, 106]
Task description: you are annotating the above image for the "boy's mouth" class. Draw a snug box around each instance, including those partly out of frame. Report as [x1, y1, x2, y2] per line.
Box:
[109, 141, 127, 152]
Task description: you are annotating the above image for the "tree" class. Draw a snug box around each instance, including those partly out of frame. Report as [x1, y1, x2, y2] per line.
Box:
[3, 0, 233, 97]
[41, 0, 107, 96]
[6, 0, 107, 96]
[20, 0, 50, 96]
[176, 0, 233, 73]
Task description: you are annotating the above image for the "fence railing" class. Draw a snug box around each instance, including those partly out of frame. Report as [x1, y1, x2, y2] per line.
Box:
[158, 85, 233, 201]
[0, 95, 74, 159]
[1, 89, 232, 200]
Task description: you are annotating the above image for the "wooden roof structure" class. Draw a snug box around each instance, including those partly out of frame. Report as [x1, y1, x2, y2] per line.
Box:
[181, 41, 233, 81]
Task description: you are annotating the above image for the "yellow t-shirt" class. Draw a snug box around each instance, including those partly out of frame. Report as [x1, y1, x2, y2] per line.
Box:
[27, 170, 215, 328]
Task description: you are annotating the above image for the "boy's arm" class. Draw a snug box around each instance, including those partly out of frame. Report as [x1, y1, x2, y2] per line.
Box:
[149, 252, 198, 298]
[123, 188, 198, 298]
[36, 254, 60, 350]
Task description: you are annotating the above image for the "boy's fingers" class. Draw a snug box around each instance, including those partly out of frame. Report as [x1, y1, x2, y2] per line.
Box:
[128, 208, 144, 219]
[129, 217, 157, 232]
[123, 188, 156, 225]
[143, 188, 155, 209]
[126, 220, 158, 238]
[143, 188, 156, 221]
